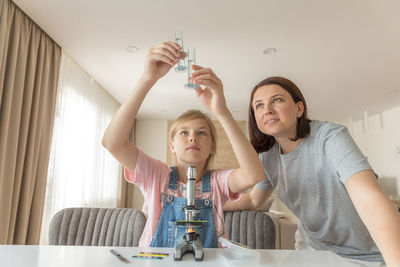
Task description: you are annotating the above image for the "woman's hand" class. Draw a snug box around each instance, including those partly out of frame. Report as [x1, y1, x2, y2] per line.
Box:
[191, 65, 228, 116]
[143, 41, 183, 82]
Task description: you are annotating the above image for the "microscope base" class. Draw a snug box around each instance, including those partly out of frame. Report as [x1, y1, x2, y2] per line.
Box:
[174, 239, 204, 261]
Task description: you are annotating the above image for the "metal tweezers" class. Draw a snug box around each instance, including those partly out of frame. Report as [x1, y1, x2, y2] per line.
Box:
[110, 249, 130, 263]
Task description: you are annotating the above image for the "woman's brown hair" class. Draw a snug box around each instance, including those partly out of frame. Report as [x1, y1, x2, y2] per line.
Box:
[248, 77, 311, 153]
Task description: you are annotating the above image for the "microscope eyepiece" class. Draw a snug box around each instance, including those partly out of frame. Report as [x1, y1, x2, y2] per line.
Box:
[186, 166, 196, 211]
[187, 166, 196, 181]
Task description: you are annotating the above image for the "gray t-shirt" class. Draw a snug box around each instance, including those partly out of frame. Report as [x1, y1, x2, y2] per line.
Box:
[256, 120, 382, 262]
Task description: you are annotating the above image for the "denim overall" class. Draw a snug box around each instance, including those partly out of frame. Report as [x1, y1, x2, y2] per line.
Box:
[149, 167, 218, 248]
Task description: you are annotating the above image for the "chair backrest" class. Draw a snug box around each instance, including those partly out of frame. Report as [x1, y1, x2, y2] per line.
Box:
[49, 207, 146, 246]
[224, 210, 275, 249]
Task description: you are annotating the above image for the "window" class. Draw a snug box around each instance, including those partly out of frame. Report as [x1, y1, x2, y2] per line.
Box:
[40, 52, 121, 244]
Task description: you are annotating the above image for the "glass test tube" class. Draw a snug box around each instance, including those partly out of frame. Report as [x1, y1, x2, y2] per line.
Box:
[174, 32, 187, 72]
[184, 48, 199, 89]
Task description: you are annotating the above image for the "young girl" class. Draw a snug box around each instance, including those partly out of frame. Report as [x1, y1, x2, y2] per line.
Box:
[224, 76, 400, 266]
[102, 41, 264, 247]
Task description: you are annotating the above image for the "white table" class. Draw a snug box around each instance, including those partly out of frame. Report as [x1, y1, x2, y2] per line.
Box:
[0, 245, 361, 267]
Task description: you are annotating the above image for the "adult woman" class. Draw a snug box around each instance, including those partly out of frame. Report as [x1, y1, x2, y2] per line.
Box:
[224, 77, 400, 266]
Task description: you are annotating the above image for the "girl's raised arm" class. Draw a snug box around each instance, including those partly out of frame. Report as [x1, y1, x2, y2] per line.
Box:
[191, 65, 265, 193]
[102, 41, 182, 171]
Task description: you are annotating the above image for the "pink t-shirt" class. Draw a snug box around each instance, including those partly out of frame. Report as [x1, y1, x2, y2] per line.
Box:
[124, 149, 242, 247]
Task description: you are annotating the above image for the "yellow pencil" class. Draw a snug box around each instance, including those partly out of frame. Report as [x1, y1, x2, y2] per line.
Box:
[138, 253, 168, 257]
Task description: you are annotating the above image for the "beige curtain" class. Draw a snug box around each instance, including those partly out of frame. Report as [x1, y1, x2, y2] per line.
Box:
[0, 0, 61, 244]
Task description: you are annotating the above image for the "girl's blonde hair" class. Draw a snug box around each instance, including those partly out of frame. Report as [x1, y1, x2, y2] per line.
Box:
[169, 109, 217, 171]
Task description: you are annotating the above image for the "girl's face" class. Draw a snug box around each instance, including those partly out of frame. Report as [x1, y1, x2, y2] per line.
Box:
[252, 84, 304, 140]
[169, 118, 215, 167]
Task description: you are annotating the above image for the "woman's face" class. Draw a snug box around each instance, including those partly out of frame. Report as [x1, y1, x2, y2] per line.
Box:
[252, 84, 304, 140]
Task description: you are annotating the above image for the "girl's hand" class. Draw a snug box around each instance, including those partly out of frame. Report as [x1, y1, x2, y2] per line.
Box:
[143, 41, 183, 82]
[191, 65, 228, 116]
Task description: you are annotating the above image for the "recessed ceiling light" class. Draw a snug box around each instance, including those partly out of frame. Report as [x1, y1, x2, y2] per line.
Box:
[385, 89, 399, 95]
[126, 45, 139, 53]
[262, 48, 277, 55]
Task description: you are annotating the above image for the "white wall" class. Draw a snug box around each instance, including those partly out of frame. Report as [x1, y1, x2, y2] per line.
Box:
[131, 120, 167, 210]
[135, 120, 168, 162]
[350, 106, 400, 199]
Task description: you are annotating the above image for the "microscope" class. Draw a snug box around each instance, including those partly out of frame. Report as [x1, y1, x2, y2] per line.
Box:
[174, 166, 204, 261]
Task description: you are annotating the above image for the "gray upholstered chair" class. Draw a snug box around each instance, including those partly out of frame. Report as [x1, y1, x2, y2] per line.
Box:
[224, 210, 276, 249]
[49, 207, 146, 246]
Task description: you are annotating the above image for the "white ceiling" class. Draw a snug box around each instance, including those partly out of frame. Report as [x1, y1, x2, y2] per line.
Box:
[13, 0, 400, 122]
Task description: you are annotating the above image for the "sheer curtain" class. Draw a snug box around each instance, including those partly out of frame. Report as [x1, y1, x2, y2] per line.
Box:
[40, 52, 121, 244]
